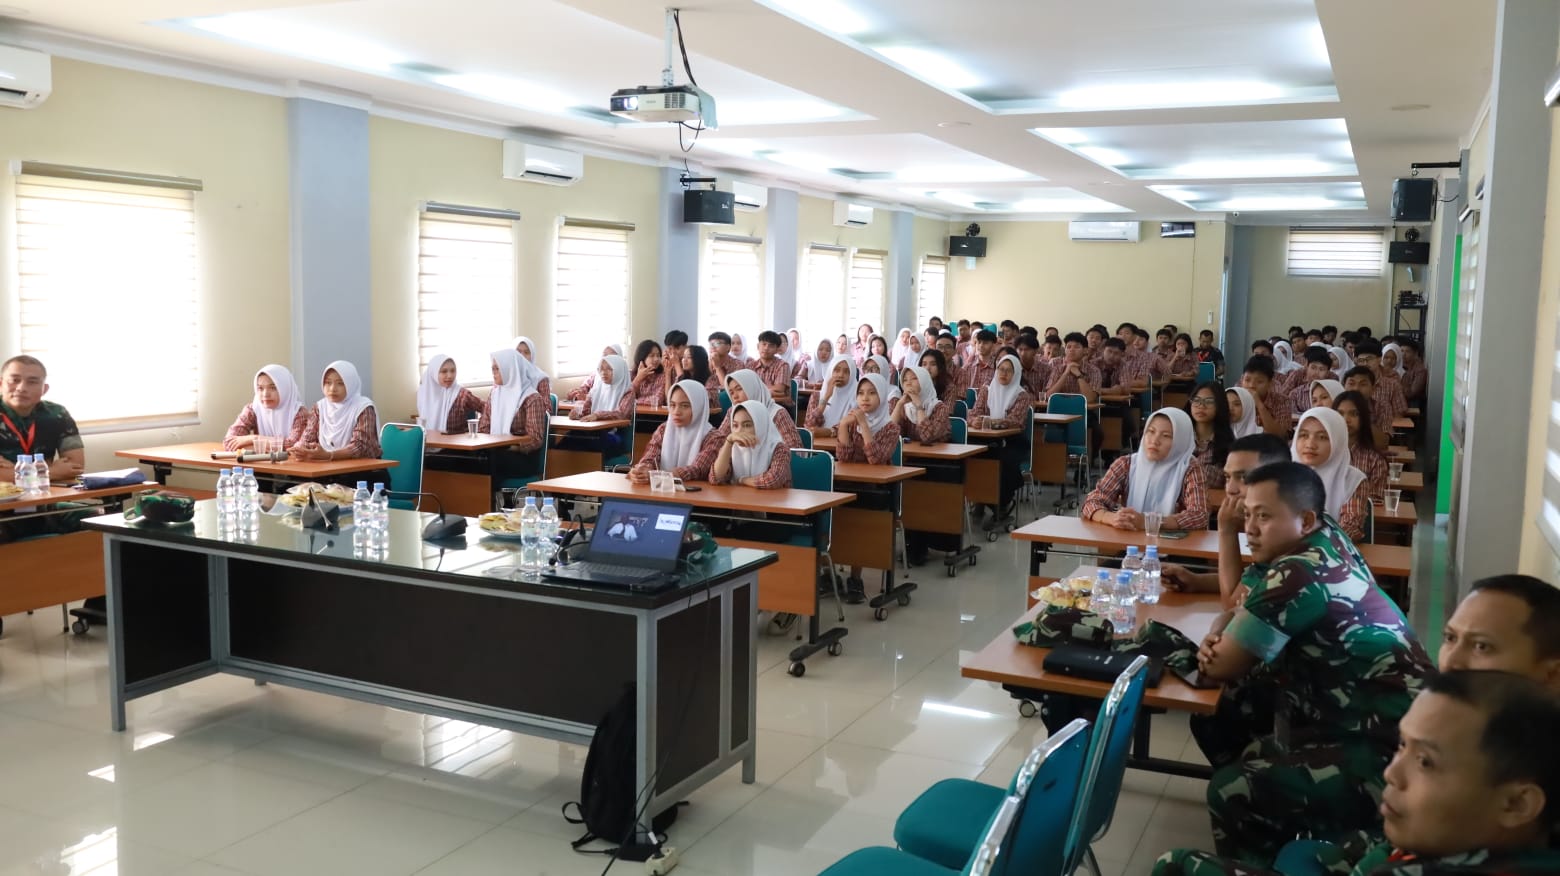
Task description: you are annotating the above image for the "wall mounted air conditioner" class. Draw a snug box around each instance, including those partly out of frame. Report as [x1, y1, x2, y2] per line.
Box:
[1068, 221, 1141, 242]
[501, 141, 584, 186]
[833, 201, 873, 227]
[0, 46, 51, 109]
[732, 181, 767, 212]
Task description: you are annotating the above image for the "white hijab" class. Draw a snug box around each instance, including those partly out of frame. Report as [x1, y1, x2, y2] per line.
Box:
[818, 357, 858, 428]
[487, 348, 541, 436]
[726, 368, 772, 413]
[901, 365, 939, 425]
[417, 355, 462, 431]
[512, 336, 544, 371]
[805, 340, 837, 385]
[983, 354, 1025, 419]
[587, 354, 631, 415]
[1227, 387, 1261, 438]
[1382, 343, 1406, 377]
[604, 342, 625, 359]
[1292, 407, 1367, 519]
[730, 333, 748, 362]
[889, 328, 914, 369]
[1273, 341, 1301, 374]
[252, 364, 303, 439]
[661, 380, 713, 470]
[1126, 407, 1198, 516]
[1328, 345, 1354, 376]
[730, 399, 782, 481]
[857, 373, 895, 433]
[1311, 379, 1346, 408]
[778, 334, 796, 367]
[315, 360, 374, 452]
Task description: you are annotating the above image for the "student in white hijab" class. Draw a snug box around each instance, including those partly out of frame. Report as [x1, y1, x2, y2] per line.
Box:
[511, 335, 553, 402]
[485, 348, 540, 437]
[224, 364, 308, 451]
[1381, 342, 1407, 377]
[711, 399, 790, 488]
[890, 328, 915, 369]
[862, 354, 900, 400]
[1327, 345, 1355, 376]
[972, 354, 1031, 429]
[803, 337, 837, 387]
[629, 379, 717, 483]
[1226, 386, 1262, 438]
[416, 354, 483, 434]
[566, 343, 627, 401]
[578, 353, 633, 421]
[1291, 406, 1370, 541]
[803, 356, 858, 438]
[293, 360, 380, 462]
[1308, 378, 1347, 411]
[721, 368, 803, 448]
[1272, 340, 1302, 375]
[1081, 407, 1210, 532]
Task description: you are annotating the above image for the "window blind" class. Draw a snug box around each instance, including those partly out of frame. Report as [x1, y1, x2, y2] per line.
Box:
[1453, 209, 1479, 448]
[800, 244, 847, 352]
[701, 236, 763, 342]
[847, 249, 886, 334]
[917, 256, 949, 330]
[555, 221, 631, 378]
[1285, 228, 1386, 278]
[16, 173, 199, 429]
[417, 207, 516, 385]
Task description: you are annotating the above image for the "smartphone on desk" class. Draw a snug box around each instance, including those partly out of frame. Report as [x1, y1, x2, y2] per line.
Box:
[680, 485, 703, 492]
[1159, 529, 1190, 540]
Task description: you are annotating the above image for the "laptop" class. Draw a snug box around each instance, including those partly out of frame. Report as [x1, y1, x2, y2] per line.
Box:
[540, 498, 693, 590]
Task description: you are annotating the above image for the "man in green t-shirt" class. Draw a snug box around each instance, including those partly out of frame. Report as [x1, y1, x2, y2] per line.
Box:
[1194, 462, 1432, 865]
[0, 355, 85, 483]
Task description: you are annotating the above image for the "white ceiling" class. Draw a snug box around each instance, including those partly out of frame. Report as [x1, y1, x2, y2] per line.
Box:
[0, 0, 1496, 223]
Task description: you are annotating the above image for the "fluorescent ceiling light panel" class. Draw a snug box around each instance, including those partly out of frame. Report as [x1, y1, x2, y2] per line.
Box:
[1057, 80, 1284, 110]
[896, 164, 1030, 183]
[718, 99, 850, 126]
[188, 15, 404, 72]
[1011, 198, 1126, 213]
[873, 46, 981, 90]
[1075, 146, 1130, 168]
[1035, 128, 1088, 145]
[764, 0, 872, 35]
[918, 191, 982, 210]
[1217, 196, 1339, 211]
[432, 73, 576, 112]
[1168, 158, 1338, 179]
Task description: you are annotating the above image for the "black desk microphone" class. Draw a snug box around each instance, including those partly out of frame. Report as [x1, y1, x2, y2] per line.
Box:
[383, 490, 467, 540]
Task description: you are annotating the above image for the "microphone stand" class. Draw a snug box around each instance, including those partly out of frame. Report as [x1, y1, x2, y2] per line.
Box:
[383, 490, 467, 541]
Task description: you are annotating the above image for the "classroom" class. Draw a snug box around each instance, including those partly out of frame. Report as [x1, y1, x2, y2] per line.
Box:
[3, 1, 1560, 874]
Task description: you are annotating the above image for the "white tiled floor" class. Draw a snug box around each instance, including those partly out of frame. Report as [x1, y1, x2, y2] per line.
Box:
[0, 517, 1213, 875]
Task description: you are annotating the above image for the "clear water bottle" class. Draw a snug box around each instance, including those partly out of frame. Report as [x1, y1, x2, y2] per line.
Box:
[539, 498, 560, 564]
[369, 483, 389, 550]
[1114, 570, 1139, 635]
[238, 468, 260, 530]
[1138, 546, 1163, 605]
[31, 454, 48, 494]
[351, 481, 371, 547]
[1122, 545, 1142, 588]
[1092, 568, 1116, 632]
[11, 455, 25, 492]
[519, 497, 542, 575]
[216, 468, 236, 525]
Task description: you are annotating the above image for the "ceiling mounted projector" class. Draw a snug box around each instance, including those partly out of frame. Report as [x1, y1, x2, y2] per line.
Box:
[608, 8, 718, 130]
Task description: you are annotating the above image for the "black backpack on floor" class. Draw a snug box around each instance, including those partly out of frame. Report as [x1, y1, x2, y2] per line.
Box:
[563, 683, 680, 857]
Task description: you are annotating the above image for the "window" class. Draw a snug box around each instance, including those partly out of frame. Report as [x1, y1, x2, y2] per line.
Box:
[917, 256, 949, 330]
[15, 166, 200, 429]
[417, 203, 518, 385]
[701, 235, 763, 342]
[1453, 209, 1479, 448]
[847, 249, 886, 333]
[555, 219, 632, 378]
[1285, 228, 1386, 278]
[800, 244, 846, 352]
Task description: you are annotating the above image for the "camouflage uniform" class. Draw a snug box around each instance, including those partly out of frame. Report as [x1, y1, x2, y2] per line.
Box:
[1205, 518, 1432, 865]
[1155, 836, 1560, 875]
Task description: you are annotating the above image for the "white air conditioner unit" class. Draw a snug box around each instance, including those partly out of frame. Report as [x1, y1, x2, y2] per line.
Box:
[501, 140, 584, 186]
[1068, 221, 1141, 242]
[731, 181, 767, 212]
[833, 201, 873, 227]
[0, 46, 52, 109]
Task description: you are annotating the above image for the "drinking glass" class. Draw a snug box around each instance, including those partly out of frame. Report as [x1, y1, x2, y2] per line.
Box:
[1384, 489, 1402, 514]
[650, 470, 673, 493]
[467, 417, 480, 437]
[1143, 511, 1163, 545]
[1388, 462, 1404, 483]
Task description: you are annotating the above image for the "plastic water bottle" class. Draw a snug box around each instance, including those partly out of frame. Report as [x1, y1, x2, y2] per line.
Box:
[1115, 571, 1139, 635]
[11, 455, 25, 492]
[519, 497, 542, 575]
[369, 483, 389, 550]
[1092, 569, 1116, 632]
[31, 454, 48, 494]
[216, 468, 236, 525]
[1122, 545, 1142, 588]
[351, 481, 371, 547]
[237, 468, 260, 530]
[1138, 546, 1163, 605]
[539, 498, 560, 563]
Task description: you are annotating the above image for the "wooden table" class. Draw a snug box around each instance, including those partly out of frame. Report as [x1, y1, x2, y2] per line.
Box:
[546, 417, 632, 480]
[1394, 471, 1424, 492]
[1033, 413, 1083, 426]
[1208, 488, 1418, 528]
[527, 470, 856, 675]
[1012, 515, 1412, 578]
[117, 442, 396, 485]
[422, 432, 532, 517]
[1391, 417, 1414, 431]
[831, 463, 925, 621]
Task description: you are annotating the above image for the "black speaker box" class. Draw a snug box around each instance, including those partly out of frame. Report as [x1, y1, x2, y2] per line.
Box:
[947, 235, 987, 257]
[1388, 241, 1431, 264]
[683, 190, 734, 225]
[1392, 178, 1437, 222]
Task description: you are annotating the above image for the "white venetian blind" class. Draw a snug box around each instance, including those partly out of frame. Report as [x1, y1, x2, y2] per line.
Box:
[16, 168, 201, 429]
[418, 204, 518, 384]
[1285, 228, 1386, 278]
[847, 249, 886, 332]
[555, 219, 632, 378]
[1453, 209, 1479, 448]
[917, 256, 949, 330]
[701, 235, 763, 342]
[801, 244, 847, 351]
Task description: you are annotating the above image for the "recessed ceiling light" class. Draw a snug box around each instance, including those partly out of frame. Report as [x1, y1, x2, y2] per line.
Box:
[1169, 158, 1337, 178]
[1011, 198, 1121, 213]
[432, 73, 575, 112]
[763, 0, 871, 36]
[1056, 80, 1284, 110]
[1153, 189, 1200, 203]
[718, 99, 848, 126]
[936, 121, 971, 128]
[873, 46, 981, 91]
[189, 15, 404, 72]
[1034, 128, 1088, 145]
[1075, 146, 1130, 167]
[1390, 103, 1431, 112]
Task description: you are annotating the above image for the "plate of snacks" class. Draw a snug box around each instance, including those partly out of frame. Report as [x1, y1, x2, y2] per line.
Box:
[279, 483, 356, 509]
[477, 512, 525, 540]
[0, 483, 23, 500]
[1032, 574, 1095, 611]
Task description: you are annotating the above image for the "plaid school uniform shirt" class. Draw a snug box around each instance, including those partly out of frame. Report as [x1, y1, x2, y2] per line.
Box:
[479, 393, 548, 453]
[1079, 455, 1210, 531]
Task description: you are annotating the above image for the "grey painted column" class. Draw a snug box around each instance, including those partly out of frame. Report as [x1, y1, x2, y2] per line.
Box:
[657, 166, 701, 338]
[886, 210, 915, 330]
[1224, 225, 1255, 363]
[1455, 0, 1558, 584]
[764, 188, 799, 331]
[287, 98, 372, 394]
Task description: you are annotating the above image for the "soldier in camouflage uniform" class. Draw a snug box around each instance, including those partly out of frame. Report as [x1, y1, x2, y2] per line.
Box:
[1154, 670, 1560, 876]
[1193, 463, 1431, 865]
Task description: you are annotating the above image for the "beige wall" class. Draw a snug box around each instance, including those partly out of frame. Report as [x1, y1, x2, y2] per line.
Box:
[0, 58, 291, 471]
[942, 220, 1226, 335]
[1245, 226, 1392, 338]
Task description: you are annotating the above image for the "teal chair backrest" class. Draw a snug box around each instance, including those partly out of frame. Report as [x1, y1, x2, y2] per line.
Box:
[718, 388, 732, 415]
[549, 393, 558, 416]
[964, 796, 1022, 876]
[949, 416, 968, 444]
[964, 388, 978, 409]
[790, 378, 800, 407]
[1017, 403, 1035, 476]
[1138, 385, 1154, 420]
[788, 449, 834, 551]
[952, 400, 969, 421]
[1197, 361, 1215, 385]
[604, 406, 636, 468]
[798, 428, 814, 450]
[1062, 656, 1149, 874]
[1004, 718, 1090, 876]
[1047, 394, 1088, 455]
[378, 422, 424, 510]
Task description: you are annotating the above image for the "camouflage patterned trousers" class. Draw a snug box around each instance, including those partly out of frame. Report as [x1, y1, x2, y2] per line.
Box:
[1207, 734, 1390, 865]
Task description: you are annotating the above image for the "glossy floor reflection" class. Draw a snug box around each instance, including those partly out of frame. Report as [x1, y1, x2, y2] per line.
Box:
[0, 515, 1216, 875]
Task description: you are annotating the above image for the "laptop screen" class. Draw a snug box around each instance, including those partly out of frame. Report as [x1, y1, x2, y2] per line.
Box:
[587, 498, 692, 571]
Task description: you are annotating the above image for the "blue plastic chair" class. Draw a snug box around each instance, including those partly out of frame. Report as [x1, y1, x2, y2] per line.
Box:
[602, 406, 636, 471]
[1046, 393, 1090, 509]
[718, 388, 733, 415]
[1062, 655, 1150, 876]
[798, 428, 814, 450]
[1016, 404, 1036, 514]
[790, 449, 844, 622]
[818, 796, 1022, 876]
[964, 388, 977, 409]
[952, 400, 969, 421]
[378, 422, 424, 511]
[1197, 361, 1215, 385]
[949, 416, 968, 444]
[549, 393, 558, 416]
[893, 717, 1090, 874]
